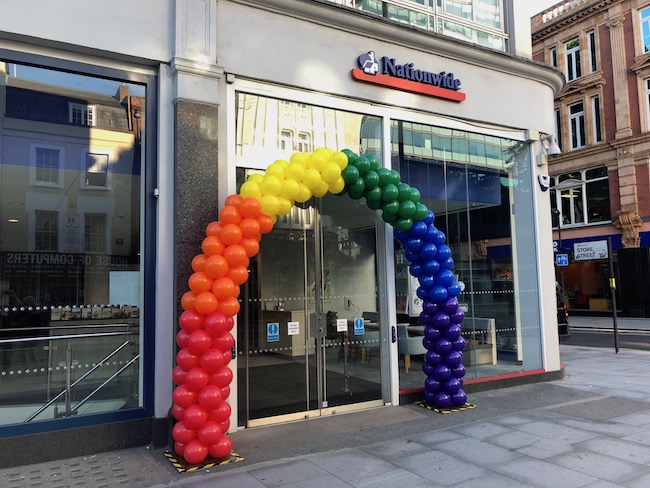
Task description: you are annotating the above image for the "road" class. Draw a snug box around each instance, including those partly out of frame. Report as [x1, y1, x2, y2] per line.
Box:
[563, 314, 650, 351]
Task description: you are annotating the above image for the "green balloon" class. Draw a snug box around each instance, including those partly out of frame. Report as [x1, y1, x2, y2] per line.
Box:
[366, 198, 382, 210]
[389, 170, 401, 186]
[342, 148, 358, 164]
[382, 211, 399, 224]
[349, 177, 366, 195]
[354, 157, 371, 177]
[335, 186, 348, 197]
[342, 165, 360, 185]
[381, 183, 399, 202]
[398, 200, 416, 218]
[366, 154, 379, 172]
[364, 186, 382, 202]
[397, 183, 411, 202]
[377, 168, 392, 187]
[382, 200, 401, 215]
[395, 218, 414, 232]
[413, 203, 429, 221]
[363, 170, 380, 190]
[409, 187, 421, 204]
[348, 188, 364, 200]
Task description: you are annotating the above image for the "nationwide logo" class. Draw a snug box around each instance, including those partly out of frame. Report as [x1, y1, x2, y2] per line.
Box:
[351, 51, 466, 103]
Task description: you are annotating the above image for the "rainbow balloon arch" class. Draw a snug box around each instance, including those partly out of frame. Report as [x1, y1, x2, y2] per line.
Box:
[171, 148, 467, 464]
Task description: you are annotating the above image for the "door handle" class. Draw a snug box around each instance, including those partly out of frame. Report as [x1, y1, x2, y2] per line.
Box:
[391, 325, 397, 343]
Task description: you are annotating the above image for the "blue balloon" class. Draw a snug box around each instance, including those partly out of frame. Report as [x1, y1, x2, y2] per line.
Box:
[449, 309, 465, 324]
[433, 363, 452, 381]
[447, 281, 462, 297]
[424, 210, 435, 226]
[416, 286, 430, 300]
[434, 391, 452, 408]
[444, 323, 462, 341]
[424, 325, 442, 341]
[409, 263, 423, 277]
[429, 285, 448, 303]
[436, 245, 452, 262]
[406, 237, 423, 252]
[444, 350, 463, 368]
[436, 269, 455, 287]
[451, 364, 466, 379]
[420, 243, 437, 261]
[451, 336, 466, 352]
[432, 312, 450, 329]
[405, 250, 421, 263]
[419, 311, 433, 325]
[440, 257, 455, 270]
[435, 338, 452, 354]
[394, 229, 409, 243]
[444, 377, 462, 394]
[450, 389, 467, 407]
[422, 259, 440, 275]
[409, 220, 428, 238]
[425, 376, 442, 393]
[418, 274, 435, 290]
[426, 350, 442, 366]
[422, 362, 435, 376]
[424, 225, 438, 243]
[433, 230, 446, 246]
[441, 297, 459, 315]
[423, 300, 438, 314]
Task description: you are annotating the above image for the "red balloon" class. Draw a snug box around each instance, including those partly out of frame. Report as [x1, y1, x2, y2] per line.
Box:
[181, 291, 197, 311]
[173, 384, 198, 409]
[204, 255, 229, 279]
[183, 404, 209, 430]
[188, 330, 213, 355]
[197, 421, 224, 446]
[202, 235, 226, 256]
[257, 214, 274, 234]
[208, 435, 233, 460]
[185, 367, 210, 391]
[176, 329, 191, 349]
[218, 297, 240, 317]
[172, 420, 196, 443]
[240, 238, 260, 258]
[239, 198, 261, 218]
[220, 419, 230, 434]
[177, 348, 201, 371]
[221, 224, 243, 245]
[193, 292, 219, 315]
[172, 404, 186, 421]
[220, 386, 231, 400]
[225, 194, 243, 208]
[191, 254, 206, 272]
[198, 385, 223, 410]
[224, 245, 249, 268]
[205, 221, 222, 237]
[172, 365, 188, 385]
[183, 439, 208, 465]
[227, 266, 249, 286]
[204, 312, 229, 336]
[179, 310, 204, 334]
[225, 317, 235, 331]
[208, 401, 232, 423]
[212, 277, 239, 301]
[220, 205, 242, 226]
[174, 441, 186, 457]
[239, 218, 261, 238]
[209, 366, 233, 389]
[201, 348, 226, 373]
[212, 332, 235, 352]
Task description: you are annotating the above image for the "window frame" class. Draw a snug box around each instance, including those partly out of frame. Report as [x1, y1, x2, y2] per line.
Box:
[591, 95, 602, 143]
[588, 30, 597, 73]
[569, 101, 586, 149]
[69, 102, 96, 126]
[549, 46, 557, 67]
[641, 6, 650, 53]
[565, 37, 582, 82]
[80, 149, 113, 190]
[29, 143, 65, 188]
[551, 167, 611, 228]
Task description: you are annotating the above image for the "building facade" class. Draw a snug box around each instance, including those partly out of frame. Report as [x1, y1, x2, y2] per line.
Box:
[532, 0, 650, 317]
[0, 0, 563, 466]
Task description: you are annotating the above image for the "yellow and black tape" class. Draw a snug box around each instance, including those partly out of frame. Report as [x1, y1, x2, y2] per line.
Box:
[163, 450, 244, 473]
[415, 401, 477, 414]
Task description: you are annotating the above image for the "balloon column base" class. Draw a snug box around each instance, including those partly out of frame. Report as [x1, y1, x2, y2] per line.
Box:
[415, 400, 476, 414]
[163, 449, 244, 473]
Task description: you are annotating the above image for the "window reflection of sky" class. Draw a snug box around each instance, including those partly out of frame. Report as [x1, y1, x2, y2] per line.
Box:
[9, 64, 145, 97]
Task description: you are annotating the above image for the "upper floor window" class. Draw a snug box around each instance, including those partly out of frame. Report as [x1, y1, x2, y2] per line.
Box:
[592, 96, 603, 143]
[297, 132, 311, 153]
[565, 38, 581, 81]
[29, 144, 65, 188]
[642, 7, 650, 52]
[69, 102, 95, 126]
[588, 30, 597, 72]
[551, 167, 611, 227]
[555, 108, 563, 150]
[35, 210, 59, 251]
[280, 130, 293, 151]
[549, 46, 557, 67]
[84, 213, 107, 253]
[644, 79, 650, 129]
[569, 102, 585, 149]
[83, 152, 109, 188]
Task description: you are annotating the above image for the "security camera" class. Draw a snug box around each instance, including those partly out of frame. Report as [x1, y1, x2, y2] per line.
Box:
[541, 134, 562, 158]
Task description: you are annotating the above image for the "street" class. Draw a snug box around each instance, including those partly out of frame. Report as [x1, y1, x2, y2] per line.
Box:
[563, 315, 650, 351]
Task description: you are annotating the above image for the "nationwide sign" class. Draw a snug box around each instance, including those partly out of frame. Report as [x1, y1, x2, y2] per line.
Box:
[574, 240, 608, 261]
[351, 51, 466, 102]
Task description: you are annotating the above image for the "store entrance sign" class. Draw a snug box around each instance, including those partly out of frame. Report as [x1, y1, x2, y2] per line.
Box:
[574, 240, 608, 261]
[555, 253, 569, 266]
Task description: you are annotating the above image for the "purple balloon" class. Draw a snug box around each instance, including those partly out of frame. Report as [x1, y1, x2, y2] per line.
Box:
[418, 274, 435, 290]
[426, 350, 442, 366]
[434, 391, 452, 408]
[449, 309, 465, 324]
[441, 297, 459, 315]
[422, 362, 435, 376]
[422, 337, 436, 350]
[434, 363, 452, 381]
[444, 350, 463, 368]
[409, 220, 428, 238]
[444, 323, 462, 341]
[405, 250, 421, 263]
[422, 259, 440, 275]
[440, 257, 455, 270]
[429, 285, 448, 303]
[450, 389, 467, 407]
[424, 326, 442, 341]
[452, 364, 466, 379]
[436, 269, 455, 287]
[425, 376, 442, 393]
[451, 336, 466, 352]
[423, 300, 438, 314]
[419, 311, 433, 325]
[406, 237, 423, 252]
[416, 286, 430, 300]
[432, 312, 450, 329]
[420, 243, 438, 261]
[423, 390, 437, 405]
[444, 377, 462, 394]
[409, 264, 423, 277]
[435, 338, 452, 354]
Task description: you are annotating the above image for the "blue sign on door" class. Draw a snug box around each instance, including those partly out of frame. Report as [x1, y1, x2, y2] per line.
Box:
[353, 317, 365, 335]
[556, 253, 569, 266]
[267, 322, 280, 342]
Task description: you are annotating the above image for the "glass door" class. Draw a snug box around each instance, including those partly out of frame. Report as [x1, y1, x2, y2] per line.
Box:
[237, 193, 382, 427]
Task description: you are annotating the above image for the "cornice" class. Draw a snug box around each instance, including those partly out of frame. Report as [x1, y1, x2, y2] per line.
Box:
[230, 0, 564, 95]
[532, 0, 614, 43]
[558, 71, 606, 98]
[631, 53, 650, 75]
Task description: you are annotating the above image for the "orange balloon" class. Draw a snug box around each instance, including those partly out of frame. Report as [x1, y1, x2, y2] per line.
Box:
[239, 198, 261, 219]
[194, 292, 219, 315]
[202, 236, 226, 256]
[188, 272, 214, 293]
[221, 224, 243, 245]
[181, 291, 197, 311]
[218, 296, 240, 317]
[227, 265, 249, 285]
[219, 205, 242, 226]
[206, 221, 222, 237]
[240, 238, 260, 258]
[191, 254, 206, 272]
[239, 218, 261, 238]
[257, 214, 274, 234]
[224, 245, 249, 267]
[204, 255, 229, 279]
[225, 194, 243, 207]
[212, 277, 239, 300]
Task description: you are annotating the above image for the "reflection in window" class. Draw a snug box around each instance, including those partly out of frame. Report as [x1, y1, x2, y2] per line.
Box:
[297, 132, 311, 153]
[85, 213, 107, 253]
[70, 102, 95, 126]
[35, 210, 58, 251]
[551, 167, 610, 226]
[85, 153, 109, 187]
[642, 7, 650, 53]
[35, 147, 60, 184]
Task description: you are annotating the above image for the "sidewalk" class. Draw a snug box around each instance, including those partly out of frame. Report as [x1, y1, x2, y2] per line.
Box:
[3, 345, 650, 487]
[569, 314, 650, 332]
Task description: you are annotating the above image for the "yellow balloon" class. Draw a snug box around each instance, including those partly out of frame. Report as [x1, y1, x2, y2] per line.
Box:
[273, 159, 289, 168]
[240, 181, 262, 200]
[277, 196, 293, 216]
[321, 162, 341, 183]
[279, 178, 300, 200]
[312, 180, 329, 198]
[295, 183, 312, 203]
[328, 176, 345, 194]
[266, 163, 285, 180]
[330, 151, 349, 170]
[315, 147, 334, 158]
[286, 162, 305, 182]
[307, 153, 326, 172]
[248, 173, 264, 183]
[303, 168, 322, 190]
[260, 175, 282, 196]
[290, 152, 309, 168]
[259, 195, 280, 216]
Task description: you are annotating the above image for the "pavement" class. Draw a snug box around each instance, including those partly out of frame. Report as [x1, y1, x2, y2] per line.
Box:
[3, 318, 650, 487]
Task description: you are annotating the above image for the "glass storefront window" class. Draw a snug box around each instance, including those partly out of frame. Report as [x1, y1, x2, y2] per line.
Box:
[0, 59, 146, 426]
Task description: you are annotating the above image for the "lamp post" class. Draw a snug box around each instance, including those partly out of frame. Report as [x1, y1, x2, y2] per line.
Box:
[551, 208, 565, 298]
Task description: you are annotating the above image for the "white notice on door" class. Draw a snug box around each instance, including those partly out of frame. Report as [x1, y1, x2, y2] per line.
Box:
[287, 321, 300, 336]
[336, 318, 348, 332]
